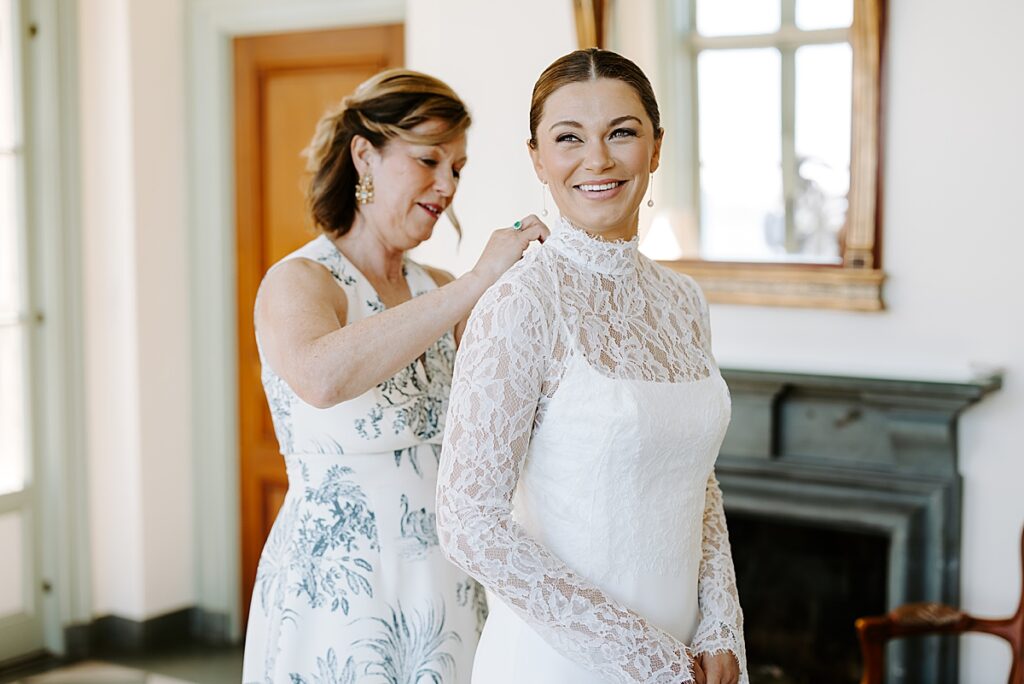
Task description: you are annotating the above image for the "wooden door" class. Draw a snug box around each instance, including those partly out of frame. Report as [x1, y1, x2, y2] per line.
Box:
[234, 24, 404, 623]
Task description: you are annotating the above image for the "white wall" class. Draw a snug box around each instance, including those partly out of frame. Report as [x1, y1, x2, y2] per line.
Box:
[79, 0, 193, 621]
[407, 0, 577, 272]
[407, 1, 1024, 681]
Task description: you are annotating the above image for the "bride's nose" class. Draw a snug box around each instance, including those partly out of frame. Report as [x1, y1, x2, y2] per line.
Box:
[583, 140, 613, 172]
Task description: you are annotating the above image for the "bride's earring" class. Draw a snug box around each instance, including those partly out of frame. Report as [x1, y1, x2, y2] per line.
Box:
[646, 173, 654, 208]
[541, 182, 549, 217]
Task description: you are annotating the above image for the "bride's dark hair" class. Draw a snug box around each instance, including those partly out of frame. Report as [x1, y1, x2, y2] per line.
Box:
[528, 48, 663, 149]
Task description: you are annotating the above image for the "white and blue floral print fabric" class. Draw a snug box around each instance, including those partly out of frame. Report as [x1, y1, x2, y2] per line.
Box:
[242, 235, 485, 684]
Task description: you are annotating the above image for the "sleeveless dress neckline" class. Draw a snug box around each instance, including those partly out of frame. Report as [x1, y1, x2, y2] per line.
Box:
[243, 236, 484, 684]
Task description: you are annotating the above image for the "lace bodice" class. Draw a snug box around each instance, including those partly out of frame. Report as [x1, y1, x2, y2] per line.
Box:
[437, 218, 747, 683]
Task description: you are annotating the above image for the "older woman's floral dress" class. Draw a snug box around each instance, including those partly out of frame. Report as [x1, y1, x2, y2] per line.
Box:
[242, 235, 485, 684]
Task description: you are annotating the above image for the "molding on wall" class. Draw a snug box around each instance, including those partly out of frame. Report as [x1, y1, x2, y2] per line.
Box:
[667, 260, 887, 311]
[185, 0, 405, 643]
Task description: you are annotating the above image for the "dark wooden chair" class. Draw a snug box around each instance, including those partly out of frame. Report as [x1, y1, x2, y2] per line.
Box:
[855, 527, 1024, 684]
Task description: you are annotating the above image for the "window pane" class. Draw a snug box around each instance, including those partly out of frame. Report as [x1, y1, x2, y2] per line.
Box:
[0, 325, 26, 495]
[0, 0, 15, 150]
[698, 49, 783, 261]
[796, 0, 853, 30]
[795, 43, 852, 260]
[0, 512, 25, 617]
[697, 0, 780, 37]
[0, 154, 19, 314]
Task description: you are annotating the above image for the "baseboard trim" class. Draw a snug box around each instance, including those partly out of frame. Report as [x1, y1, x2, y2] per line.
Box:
[62, 607, 233, 659]
[0, 651, 61, 684]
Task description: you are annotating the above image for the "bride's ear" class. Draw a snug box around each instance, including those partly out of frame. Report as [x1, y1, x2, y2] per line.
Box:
[650, 128, 665, 174]
[527, 139, 546, 184]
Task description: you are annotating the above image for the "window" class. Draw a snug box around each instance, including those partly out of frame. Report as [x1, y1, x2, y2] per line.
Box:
[0, 0, 27, 498]
[642, 0, 886, 309]
[0, 0, 44, 660]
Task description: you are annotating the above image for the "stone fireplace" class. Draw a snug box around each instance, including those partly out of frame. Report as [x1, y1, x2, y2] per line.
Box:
[717, 369, 1000, 683]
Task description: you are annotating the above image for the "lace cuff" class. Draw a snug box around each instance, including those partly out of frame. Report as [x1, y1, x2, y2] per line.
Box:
[691, 473, 748, 681]
[437, 277, 696, 683]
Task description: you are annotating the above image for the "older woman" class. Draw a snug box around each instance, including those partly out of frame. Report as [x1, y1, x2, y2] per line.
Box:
[437, 50, 747, 684]
[241, 70, 547, 684]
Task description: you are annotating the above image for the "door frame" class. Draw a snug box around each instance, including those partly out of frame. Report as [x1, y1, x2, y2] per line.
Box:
[186, 0, 405, 641]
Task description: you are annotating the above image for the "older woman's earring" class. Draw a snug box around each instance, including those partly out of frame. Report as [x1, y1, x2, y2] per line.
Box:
[355, 174, 375, 205]
[646, 174, 654, 208]
[541, 182, 549, 217]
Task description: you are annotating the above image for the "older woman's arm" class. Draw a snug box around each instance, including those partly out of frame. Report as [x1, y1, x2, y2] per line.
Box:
[256, 220, 546, 408]
[437, 277, 699, 684]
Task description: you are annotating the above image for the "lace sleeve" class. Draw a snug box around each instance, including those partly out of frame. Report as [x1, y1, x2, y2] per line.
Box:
[690, 473, 749, 679]
[437, 278, 697, 684]
[682, 275, 749, 678]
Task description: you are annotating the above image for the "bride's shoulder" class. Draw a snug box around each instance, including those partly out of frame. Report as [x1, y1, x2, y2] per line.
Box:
[489, 248, 559, 302]
[643, 258, 707, 309]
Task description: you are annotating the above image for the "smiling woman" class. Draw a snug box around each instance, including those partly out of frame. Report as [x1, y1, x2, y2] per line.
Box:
[240, 69, 549, 684]
[528, 78, 661, 242]
[437, 49, 747, 684]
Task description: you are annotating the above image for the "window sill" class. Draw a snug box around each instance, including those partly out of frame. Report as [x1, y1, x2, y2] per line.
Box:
[662, 260, 886, 311]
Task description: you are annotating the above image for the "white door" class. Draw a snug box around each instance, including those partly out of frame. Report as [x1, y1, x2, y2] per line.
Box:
[0, 0, 45, 663]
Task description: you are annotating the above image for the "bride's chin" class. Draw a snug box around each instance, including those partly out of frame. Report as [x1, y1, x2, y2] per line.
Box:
[568, 210, 634, 235]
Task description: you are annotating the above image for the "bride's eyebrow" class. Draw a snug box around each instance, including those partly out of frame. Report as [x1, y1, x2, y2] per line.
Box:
[609, 115, 642, 127]
[548, 115, 643, 131]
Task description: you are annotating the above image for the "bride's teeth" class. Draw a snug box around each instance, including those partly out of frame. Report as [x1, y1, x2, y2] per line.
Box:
[579, 182, 620, 192]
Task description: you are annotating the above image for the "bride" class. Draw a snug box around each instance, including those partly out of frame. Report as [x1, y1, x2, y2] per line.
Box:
[436, 49, 747, 684]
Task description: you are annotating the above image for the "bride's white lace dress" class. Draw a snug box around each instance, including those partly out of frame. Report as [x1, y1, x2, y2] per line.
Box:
[436, 218, 748, 683]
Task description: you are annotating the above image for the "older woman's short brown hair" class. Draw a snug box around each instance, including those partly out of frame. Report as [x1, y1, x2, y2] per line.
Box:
[304, 69, 471, 237]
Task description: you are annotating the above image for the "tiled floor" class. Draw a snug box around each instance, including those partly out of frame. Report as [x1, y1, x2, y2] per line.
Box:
[2, 647, 243, 684]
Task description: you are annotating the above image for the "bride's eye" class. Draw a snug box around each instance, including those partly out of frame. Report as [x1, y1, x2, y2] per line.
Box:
[609, 128, 638, 139]
[556, 133, 582, 144]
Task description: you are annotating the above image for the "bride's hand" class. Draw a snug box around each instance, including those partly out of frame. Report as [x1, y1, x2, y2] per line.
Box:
[697, 651, 739, 684]
[468, 214, 549, 288]
[690, 656, 706, 684]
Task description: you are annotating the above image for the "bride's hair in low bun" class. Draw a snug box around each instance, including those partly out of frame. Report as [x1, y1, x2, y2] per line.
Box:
[304, 69, 471, 237]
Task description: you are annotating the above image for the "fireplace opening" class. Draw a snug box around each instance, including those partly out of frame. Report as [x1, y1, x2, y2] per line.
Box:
[728, 512, 890, 683]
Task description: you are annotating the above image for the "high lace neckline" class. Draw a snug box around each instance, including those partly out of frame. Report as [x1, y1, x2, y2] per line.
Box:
[545, 216, 639, 276]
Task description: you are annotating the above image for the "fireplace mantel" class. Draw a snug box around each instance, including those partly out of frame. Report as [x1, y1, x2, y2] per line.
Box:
[717, 368, 1002, 683]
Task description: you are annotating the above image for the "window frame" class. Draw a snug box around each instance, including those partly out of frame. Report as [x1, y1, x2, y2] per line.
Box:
[0, 0, 46, 659]
[656, 0, 886, 310]
[4, 0, 90, 655]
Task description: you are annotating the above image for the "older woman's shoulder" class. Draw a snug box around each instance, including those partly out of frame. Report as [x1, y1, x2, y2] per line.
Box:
[417, 263, 456, 289]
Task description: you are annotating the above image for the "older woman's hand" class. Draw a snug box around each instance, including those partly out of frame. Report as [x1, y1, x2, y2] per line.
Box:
[697, 651, 740, 684]
[469, 214, 549, 288]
